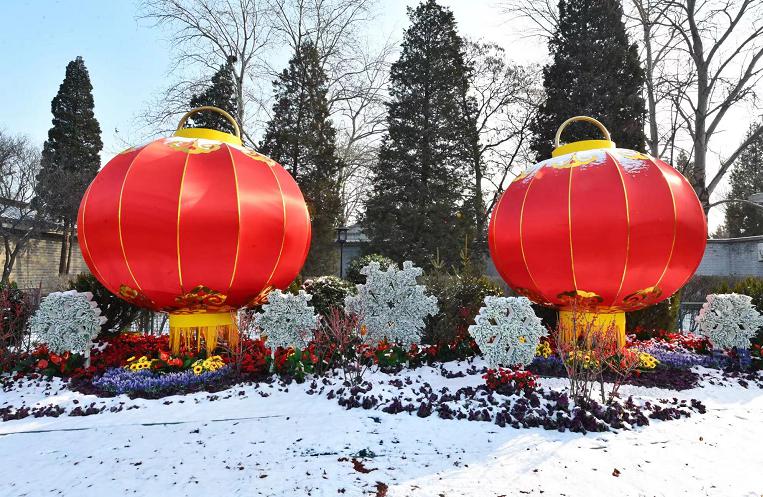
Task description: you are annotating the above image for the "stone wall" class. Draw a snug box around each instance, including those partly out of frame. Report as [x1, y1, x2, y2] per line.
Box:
[2, 232, 89, 291]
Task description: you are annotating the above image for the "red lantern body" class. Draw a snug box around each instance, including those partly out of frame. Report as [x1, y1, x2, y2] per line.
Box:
[489, 117, 706, 344]
[77, 107, 311, 351]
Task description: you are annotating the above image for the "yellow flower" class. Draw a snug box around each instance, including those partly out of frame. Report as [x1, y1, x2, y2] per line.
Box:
[193, 365, 203, 375]
[126, 356, 136, 363]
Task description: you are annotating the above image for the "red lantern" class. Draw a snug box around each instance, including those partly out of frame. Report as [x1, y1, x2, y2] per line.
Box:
[488, 116, 707, 345]
[77, 107, 311, 353]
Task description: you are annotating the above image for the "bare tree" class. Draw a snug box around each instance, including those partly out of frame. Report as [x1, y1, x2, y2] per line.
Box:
[629, 0, 688, 158]
[463, 42, 542, 242]
[499, 0, 559, 39]
[664, 0, 763, 210]
[268, 0, 388, 224]
[332, 39, 393, 224]
[138, 0, 274, 143]
[0, 132, 43, 285]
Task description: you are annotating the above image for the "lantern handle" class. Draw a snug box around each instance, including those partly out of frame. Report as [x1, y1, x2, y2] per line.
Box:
[554, 116, 611, 148]
[176, 106, 241, 140]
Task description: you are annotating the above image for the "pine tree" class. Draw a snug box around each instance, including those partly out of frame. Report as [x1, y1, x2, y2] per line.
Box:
[724, 123, 763, 237]
[530, 0, 646, 159]
[363, 0, 478, 268]
[260, 42, 342, 276]
[188, 56, 239, 134]
[37, 56, 103, 275]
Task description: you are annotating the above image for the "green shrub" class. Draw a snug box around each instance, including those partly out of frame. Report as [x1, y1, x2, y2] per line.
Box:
[423, 271, 503, 345]
[347, 254, 396, 284]
[625, 293, 680, 336]
[0, 282, 38, 352]
[301, 275, 356, 317]
[68, 273, 142, 335]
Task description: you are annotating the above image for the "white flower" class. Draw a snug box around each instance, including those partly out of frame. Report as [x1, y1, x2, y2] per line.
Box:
[255, 290, 319, 349]
[29, 290, 106, 354]
[696, 293, 763, 350]
[468, 296, 546, 368]
[345, 261, 438, 347]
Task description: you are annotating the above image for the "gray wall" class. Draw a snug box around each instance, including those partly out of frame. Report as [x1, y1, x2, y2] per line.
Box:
[695, 236, 763, 278]
[338, 229, 763, 280]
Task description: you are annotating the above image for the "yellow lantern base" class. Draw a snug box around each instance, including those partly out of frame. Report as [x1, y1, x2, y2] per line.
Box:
[558, 310, 626, 349]
[168, 311, 239, 355]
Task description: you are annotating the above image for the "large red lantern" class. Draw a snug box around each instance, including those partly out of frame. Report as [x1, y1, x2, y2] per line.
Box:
[489, 116, 707, 346]
[77, 107, 311, 353]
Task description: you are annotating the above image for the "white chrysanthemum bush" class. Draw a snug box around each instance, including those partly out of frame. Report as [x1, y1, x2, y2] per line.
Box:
[255, 290, 320, 350]
[29, 290, 106, 357]
[468, 296, 547, 368]
[345, 261, 438, 347]
[696, 293, 763, 350]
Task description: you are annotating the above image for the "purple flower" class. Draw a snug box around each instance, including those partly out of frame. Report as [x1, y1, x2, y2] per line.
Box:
[92, 366, 232, 396]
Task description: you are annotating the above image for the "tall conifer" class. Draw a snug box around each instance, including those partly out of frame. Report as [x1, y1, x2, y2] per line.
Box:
[37, 56, 102, 274]
[189, 57, 239, 134]
[363, 0, 478, 267]
[260, 42, 342, 276]
[724, 123, 763, 237]
[530, 0, 646, 159]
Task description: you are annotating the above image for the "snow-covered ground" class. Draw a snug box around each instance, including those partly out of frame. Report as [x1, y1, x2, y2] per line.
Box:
[1, 362, 761, 497]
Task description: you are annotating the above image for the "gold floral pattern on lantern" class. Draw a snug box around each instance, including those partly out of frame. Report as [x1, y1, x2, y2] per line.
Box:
[247, 286, 274, 308]
[118, 284, 155, 307]
[241, 147, 278, 167]
[166, 139, 220, 154]
[173, 285, 231, 312]
[622, 286, 663, 310]
[551, 153, 597, 170]
[514, 287, 552, 306]
[558, 289, 604, 310]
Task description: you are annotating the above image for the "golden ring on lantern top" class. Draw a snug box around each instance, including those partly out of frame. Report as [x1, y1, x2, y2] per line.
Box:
[552, 115, 616, 157]
[173, 106, 243, 146]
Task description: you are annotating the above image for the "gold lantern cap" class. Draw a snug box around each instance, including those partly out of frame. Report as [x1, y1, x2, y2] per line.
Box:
[173, 106, 243, 146]
[551, 116, 616, 157]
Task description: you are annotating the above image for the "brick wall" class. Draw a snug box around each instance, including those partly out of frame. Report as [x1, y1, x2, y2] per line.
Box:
[2, 232, 90, 292]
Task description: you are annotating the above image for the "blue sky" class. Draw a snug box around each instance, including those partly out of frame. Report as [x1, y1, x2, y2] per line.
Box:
[0, 0, 532, 156]
[0, 1, 743, 229]
[0, 1, 175, 155]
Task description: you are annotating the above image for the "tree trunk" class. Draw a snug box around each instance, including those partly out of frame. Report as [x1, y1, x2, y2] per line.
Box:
[58, 219, 70, 275]
[65, 227, 74, 274]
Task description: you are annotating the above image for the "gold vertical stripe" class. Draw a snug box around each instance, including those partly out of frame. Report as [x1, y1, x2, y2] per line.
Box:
[79, 182, 105, 284]
[652, 156, 678, 288]
[567, 166, 578, 291]
[518, 174, 546, 301]
[606, 151, 631, 305]
[176, 152, 192, 294]
[225, 145, 242, 291]
[264, 164, 288, 287]
[118, 147, 149, 291]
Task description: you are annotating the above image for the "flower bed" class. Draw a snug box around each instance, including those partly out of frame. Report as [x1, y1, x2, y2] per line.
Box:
[91, 366, 235, 398]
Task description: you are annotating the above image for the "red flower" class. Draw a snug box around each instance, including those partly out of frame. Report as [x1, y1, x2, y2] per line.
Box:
[49, 354, 62, 365]
[36, 359, 49, 369]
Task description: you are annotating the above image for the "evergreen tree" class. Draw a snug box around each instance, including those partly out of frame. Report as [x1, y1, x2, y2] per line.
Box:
[530, 0, 646, 159]
[37, 56, 102, 274]
[260, 42, 342, 276]
[188, 56, 239, 134]
[724, 123, 763, 237]
[363, 0, 478, 268]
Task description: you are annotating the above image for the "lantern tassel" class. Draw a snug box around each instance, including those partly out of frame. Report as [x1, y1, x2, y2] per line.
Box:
[558, 310, 626, 349]
[168, 312, 238, 355]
